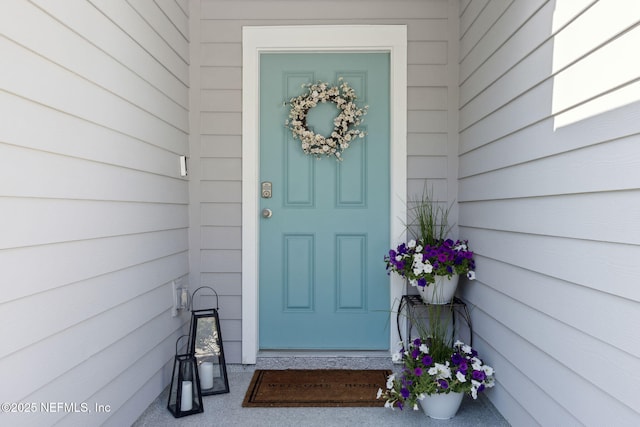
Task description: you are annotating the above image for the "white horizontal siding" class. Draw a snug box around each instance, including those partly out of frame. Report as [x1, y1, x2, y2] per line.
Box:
[1, 92, 182, 177]
[458, 0, 640, 424]
[460, 134, 640, 200]
[459, 103, 640, 178]
[1, 38, 186, 152]
[0, 143, 187, 202]
[88, 0, 189, 85]
[155, 0, 190, 40]
[127, 0, 190, 63]
[2, 1, 188, 132]
[195, 0, 459, 363]
[460, 190, 640, 245]
[0, 1, 190, 425]
[201, 0, 449, 20]
[0, 198, 188, 250]
[461, 279, 639, 425]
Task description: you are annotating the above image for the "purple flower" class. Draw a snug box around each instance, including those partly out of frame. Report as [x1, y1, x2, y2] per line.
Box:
[400, 387, 410, 399]
[422, 355, 433, 366]
[458, 361, 468, 374]
[414, 367, 423, 376]
[451, 353, 463, 365]
[417, 277, 427, 288]
[411, 348, 421, 359]
[438, 379, 449, 389]
[472, 370, 486, 381]
[413, 338, 422, 346]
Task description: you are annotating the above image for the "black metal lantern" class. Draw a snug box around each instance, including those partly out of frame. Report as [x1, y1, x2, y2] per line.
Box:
[167, 335, 204, 418]
[188, 287, 229, 396]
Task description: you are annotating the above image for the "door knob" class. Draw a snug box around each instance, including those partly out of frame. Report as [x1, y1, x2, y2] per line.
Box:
[262, 208, 273, 218]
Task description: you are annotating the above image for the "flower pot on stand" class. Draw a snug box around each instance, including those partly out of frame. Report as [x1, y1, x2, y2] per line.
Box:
[419, 392, 464, 419]
[417, 274, 459, 304]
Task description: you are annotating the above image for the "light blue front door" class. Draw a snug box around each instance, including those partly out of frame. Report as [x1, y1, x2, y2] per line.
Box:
[259, 53, 390, 349]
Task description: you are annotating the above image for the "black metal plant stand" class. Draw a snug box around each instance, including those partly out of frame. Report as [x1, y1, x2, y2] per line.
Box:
[397, 294, 473, 349]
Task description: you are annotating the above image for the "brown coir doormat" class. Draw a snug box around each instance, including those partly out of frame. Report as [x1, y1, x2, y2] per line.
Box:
[242, 369, 391, 407]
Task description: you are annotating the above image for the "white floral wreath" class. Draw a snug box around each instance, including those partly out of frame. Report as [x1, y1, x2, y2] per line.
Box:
[285, 78, 368, 160]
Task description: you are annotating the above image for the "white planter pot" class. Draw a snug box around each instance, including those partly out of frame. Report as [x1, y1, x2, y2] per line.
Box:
[417, 275, 459, 304]
[418, 391, 464, 419]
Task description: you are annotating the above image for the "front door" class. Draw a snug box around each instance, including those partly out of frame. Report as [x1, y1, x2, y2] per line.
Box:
[259, 52, 390, 350]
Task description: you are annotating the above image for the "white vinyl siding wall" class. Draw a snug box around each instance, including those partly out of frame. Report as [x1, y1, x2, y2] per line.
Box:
[195, 0, 459, 363]
[0, 1, 190, 426]
[457, 0, 640, 425]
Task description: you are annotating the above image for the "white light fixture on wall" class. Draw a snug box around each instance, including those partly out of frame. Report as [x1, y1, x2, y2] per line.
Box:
[180, 155, 188, 177]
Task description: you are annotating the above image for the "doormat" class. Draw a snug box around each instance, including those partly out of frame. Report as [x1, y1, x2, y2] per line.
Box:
[242, 369, 391, 407]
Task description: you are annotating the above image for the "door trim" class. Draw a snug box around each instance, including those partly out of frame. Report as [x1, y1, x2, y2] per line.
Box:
[241, 25, 407, 364]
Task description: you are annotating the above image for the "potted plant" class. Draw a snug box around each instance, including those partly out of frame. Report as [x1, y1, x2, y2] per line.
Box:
[377, 336, 495, 419]
[384, 190, 476, 303]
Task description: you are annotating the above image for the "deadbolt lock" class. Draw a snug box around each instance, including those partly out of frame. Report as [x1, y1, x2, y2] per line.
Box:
[261, 181, 272, 198]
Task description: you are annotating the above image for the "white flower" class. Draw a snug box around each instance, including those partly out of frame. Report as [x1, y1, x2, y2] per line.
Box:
[462, 344, 473, 354]
[392, 352, 402, 363]
[483, 365, 494, 376]
[456, 371, 467, 382]
[407, 239, 416, 248]
[417, 393, 426, 400]
[386, 374, 395, 389]
[454, 340, 464, 347]
[467, 271, 476, 280]
[429, 363, 452, 379]
[413, 404, 419, 410]
[454, 242, 467, 251]
[376, 388, 383, 399]
[419, 344, 429, 354]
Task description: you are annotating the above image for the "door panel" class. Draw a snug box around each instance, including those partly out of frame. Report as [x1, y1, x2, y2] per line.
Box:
[259, 53, 390, 349]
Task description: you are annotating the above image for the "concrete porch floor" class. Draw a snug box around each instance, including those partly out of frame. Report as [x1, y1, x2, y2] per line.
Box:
[133, 355, 509, 427]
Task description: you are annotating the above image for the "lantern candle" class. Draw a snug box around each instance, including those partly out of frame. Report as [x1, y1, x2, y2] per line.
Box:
[199, 362, 214, 389]
[181, 381, 193, 411]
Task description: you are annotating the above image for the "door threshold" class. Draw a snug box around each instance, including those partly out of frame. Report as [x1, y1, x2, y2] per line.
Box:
[258, 350, 390, 358]
[255, 350, 393, 370]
